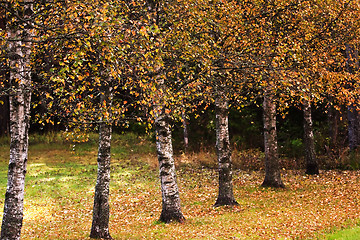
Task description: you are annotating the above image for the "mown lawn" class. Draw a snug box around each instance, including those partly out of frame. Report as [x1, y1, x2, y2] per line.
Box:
[0, 133, 359, 239]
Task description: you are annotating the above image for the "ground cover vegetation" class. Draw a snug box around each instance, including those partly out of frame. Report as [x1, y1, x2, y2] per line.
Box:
[0, 134, 360, 239]
[1, 0, 360, 239]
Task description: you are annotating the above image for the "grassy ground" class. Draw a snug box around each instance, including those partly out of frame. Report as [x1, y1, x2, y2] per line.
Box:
[327, 225, 360, 240]
[0, 133, 359, 239]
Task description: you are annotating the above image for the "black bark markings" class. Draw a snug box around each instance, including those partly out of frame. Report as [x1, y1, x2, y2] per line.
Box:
[214, 93, 238, 207]
[262, 89, 285, 188]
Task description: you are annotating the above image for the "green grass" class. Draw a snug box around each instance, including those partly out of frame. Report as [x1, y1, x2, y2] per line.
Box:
[0, 132, 360, 239]
[0, 132, 158, 239]
[326, 223, 360, 240]
[327, 227, 360, 240]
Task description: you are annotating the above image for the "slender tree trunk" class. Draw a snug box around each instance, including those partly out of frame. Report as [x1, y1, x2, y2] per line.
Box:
[214, 93, 238, 207]
[154, 82, 185, 223]
[303, 99, 319, 175]
[90, 84, 113, 239]
[346, 44, 359, 74]
[182, 110, 189, 152]
[90, 123, 112, 239]
[327, 104, 339, 151]
[1, 1, 33, 239]
[262, 89, 284, 188]
[146, 0, 184, 223]
[347, 104, 359, 151]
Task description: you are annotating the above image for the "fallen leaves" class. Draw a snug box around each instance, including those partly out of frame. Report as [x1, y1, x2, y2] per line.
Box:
[0, 145, 360, 239]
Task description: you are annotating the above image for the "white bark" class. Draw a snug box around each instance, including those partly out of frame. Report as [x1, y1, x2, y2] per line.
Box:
[182, 110, 189, 152]
[90, 83, 113, 239]
[262, 88, 284, 188]
[214, 92, 238, 206]
[1, 1, 33, 239]
[90, 121, 112, 239]
[154, 80, 184, 223]
[146, 0, 184, 223]
[303, 99, 319, 175]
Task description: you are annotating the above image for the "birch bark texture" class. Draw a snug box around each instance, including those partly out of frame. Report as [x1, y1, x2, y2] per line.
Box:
[90, 122, 112, 239]
[327, 104, 339, 151]
[154, 79, 185, 223]
[347, 104, 360, 151]
[1, 1, 33, 239]
[182, 110, 189, 152]
[146, 0, 184, 223]
[214, 92, 238, 207]
[262, 89, 285, 188]
[303, 99, 319, 175]
[90, 88, 113, 239]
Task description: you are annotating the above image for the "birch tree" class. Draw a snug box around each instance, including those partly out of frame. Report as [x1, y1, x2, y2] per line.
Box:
[285, 0, 360, 172]
[302, 98, 318, 174]
[262, 85, 284, 188]
[173, 0, 254, 204]
[214, 86, 238, 206]
[90, 82, 113, 239]
[35, 1, 134, 237]
[0, 1, 33, 239]
[146, 0, 185, 223]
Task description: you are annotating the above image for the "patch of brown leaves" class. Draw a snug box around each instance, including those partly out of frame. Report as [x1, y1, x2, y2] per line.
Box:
[4, 161, 360, 239]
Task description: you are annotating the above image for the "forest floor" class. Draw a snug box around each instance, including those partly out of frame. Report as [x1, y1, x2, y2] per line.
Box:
[0, 133, 359, 239]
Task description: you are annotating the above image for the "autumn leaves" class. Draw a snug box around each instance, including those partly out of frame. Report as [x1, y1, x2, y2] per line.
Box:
[1, 0, 360, 239]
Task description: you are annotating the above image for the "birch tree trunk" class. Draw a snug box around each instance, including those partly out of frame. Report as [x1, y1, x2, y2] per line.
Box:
[1, 1, 33, 239]
[347, 104, 359, 151]
[214, 93, 238, 207]
[182, 110, 189, 152]
[90, 88, 113, 239]
[303, 99, 319, 175]
[327, 104, 339, 151]
[90, 121, 112, 239]
[145, 0, 184, 223]
[262, 89, 284, 188]
[154, 80, 185, 223]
